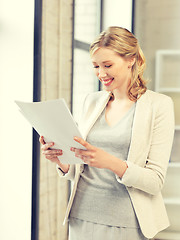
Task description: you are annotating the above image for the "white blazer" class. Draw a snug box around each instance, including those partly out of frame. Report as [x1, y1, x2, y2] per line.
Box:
[57, 90, 174, 239]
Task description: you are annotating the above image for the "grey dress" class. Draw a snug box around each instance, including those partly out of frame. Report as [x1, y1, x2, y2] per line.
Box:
[69, 104, 148, 240]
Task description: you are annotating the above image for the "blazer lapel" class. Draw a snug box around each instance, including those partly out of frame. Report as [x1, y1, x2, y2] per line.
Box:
[80, 91, 111, 139]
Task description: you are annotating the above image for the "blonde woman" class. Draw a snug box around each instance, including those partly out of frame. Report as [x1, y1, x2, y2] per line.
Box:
[40, 27, 174, 240]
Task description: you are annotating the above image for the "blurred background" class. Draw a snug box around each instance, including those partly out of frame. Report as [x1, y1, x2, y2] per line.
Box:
[0, 0, 180, 240]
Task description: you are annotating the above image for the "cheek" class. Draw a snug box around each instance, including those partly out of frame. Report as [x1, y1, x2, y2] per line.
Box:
[115, 65, 127, 76]
[94, 69, 99, 77]
[111, 68, 119, 77]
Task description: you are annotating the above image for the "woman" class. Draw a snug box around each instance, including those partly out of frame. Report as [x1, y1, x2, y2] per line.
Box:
[40, 27, 174, 240]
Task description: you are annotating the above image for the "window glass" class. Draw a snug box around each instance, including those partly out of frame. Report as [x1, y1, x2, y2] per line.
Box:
[72, 0, 101, 121]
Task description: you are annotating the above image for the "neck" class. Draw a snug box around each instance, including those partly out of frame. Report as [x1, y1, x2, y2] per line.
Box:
[111, 89, 129, 102]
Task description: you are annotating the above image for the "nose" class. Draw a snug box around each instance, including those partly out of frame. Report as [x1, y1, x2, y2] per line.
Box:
[98, 67, 107, 78]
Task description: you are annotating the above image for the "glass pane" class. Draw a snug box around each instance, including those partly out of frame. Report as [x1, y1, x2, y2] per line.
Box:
[74, 0, 99, 43]
[72, 48, 98, 122]
[73, 0, 101, 122]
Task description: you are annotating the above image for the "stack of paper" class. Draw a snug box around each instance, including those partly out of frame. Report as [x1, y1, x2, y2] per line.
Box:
[15, 99, 85, 164]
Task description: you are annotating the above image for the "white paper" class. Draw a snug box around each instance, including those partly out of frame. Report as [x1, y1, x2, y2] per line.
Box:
[15, 99, 85, 164]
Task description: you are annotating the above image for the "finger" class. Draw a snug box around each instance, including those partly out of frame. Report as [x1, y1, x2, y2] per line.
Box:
[70, 147, 75, 152]
[39, 136, 46, 145]
[82, 155, 90, 162]
[83, 159, 90, 165]
[43, 149, 63, 156]
[45, 154, 62, 160]
[44, 155, 59, 162]
[70, 147, 90, 156]
[74, 137, 93, 150]
[75, 149, 94, 158]
[72, 152, 90, 163]
[41, 142, 54, 151]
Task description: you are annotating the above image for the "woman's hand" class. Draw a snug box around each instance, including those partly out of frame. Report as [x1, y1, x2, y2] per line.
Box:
[71, 136, 112, 169]
[71, 136, 128, 177]
[39, 136, 70, 173]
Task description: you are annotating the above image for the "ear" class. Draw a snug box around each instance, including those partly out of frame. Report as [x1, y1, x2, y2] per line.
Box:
[128, 57, 136, 68]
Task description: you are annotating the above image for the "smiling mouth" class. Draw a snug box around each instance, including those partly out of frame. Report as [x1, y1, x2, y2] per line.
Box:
[102, 78, 114, 86]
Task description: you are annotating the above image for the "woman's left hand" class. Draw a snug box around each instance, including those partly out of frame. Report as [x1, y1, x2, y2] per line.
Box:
[70, 136, 111, 169]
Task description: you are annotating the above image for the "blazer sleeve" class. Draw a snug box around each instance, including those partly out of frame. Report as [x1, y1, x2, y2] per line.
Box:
[116, 96, 175, 195]
[56, 164, 75, 180]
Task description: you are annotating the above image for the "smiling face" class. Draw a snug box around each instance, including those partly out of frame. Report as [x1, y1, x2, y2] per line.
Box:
[91, 47, 134, 96]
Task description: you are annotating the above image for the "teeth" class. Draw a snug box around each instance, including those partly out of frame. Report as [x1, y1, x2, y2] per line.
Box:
[103, 79, 113, 84]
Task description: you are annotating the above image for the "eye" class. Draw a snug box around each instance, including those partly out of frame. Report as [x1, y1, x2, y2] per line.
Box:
[105, 65, 112, 68]
[93, 65, 99, 69]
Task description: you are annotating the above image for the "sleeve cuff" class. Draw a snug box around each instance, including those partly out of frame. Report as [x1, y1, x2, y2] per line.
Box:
[56, 164, 75, 180]
[115, 161, 140, 186]
[57, 166, 66, 176]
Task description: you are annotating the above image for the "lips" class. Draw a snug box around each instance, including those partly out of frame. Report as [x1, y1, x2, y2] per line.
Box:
[102, 78, 114, 86]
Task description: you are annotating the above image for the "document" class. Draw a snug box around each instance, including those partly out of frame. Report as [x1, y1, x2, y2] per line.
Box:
[15, 99, 85, 164]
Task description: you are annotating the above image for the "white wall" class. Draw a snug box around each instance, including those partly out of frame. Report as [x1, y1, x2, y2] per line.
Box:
[103, 0, 132, 31]
[0, 1, 34, 240]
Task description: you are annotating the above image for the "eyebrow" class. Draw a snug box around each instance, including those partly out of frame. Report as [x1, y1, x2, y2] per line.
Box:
[92, 60, 112, 64]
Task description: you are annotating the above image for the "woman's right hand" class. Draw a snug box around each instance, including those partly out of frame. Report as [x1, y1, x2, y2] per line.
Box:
[39, 136, 70, 173]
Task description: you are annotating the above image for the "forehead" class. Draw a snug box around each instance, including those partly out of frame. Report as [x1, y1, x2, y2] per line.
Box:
[91, 47, 120, 63]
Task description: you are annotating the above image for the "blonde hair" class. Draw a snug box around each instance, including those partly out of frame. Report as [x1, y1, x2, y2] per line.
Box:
[90, 26, 147, 101]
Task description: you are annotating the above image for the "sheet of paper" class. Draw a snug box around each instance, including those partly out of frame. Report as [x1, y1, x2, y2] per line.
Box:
[15, 99, 85, 164]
